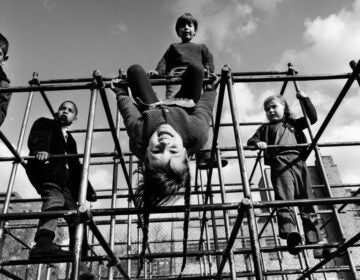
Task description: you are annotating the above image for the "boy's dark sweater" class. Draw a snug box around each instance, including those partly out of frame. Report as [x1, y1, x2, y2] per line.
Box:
[155, 42, 214, 75]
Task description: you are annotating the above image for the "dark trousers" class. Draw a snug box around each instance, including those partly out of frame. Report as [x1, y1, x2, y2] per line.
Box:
[35, 182, 89, 255]
[126, 63, 204, 105]
[270, 154, 321, 243]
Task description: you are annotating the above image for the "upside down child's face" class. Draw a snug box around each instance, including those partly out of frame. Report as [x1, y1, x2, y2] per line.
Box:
[146, 124, 187, 171]
[56, 101, 77, 126]
[264, 99, 285, 123]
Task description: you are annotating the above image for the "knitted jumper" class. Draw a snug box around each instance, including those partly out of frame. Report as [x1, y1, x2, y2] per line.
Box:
[155, 42, 214, 75]
[117, 89, 217, 161]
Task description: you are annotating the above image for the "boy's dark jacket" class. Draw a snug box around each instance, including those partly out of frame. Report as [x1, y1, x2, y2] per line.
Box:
[26, 117, 96, 202]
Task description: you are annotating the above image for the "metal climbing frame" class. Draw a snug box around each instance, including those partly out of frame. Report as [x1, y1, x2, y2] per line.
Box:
[0, 61, 359, 279]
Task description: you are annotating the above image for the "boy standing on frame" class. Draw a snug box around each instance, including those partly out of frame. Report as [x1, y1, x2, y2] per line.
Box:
[26, 101, 97, 279]
[148, 12, 214, 98]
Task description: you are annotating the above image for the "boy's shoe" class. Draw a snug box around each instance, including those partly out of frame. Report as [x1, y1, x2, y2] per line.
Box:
[29, 242, 73, 260]
[79, 271, 96, 280]
[287, 232, 302, 255]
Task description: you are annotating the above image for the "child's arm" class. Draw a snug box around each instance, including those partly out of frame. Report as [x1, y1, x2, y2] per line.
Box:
[296, 90, 317, 125]
[154, 46, 172, 76]
[28, 118, 53, 161]
[247, 126, 267, 150]
[201, 44, 215, 73]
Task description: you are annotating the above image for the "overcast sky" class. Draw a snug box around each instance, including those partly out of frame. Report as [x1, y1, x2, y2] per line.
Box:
[1, 0, 360, 201]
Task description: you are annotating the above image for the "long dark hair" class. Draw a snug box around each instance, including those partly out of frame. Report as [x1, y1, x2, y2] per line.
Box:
[136, 159, 191, 277]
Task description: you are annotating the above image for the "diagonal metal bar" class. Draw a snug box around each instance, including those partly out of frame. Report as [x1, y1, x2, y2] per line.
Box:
[298, 230, 360, 280]
[215, 198, 251, 279]
[0, 131, 26, 167]
[83, 209, 130, 280]
[93, 71, 139, 210]
[303, 59, 360, 159]
[225, 65, 264, 279]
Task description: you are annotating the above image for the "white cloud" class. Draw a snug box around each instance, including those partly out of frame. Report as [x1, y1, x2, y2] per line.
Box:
[276, 0, 360, 73]
[273, 0, 360, 183]
[252, 0, 285, 12]
[111, 23, 128, 35]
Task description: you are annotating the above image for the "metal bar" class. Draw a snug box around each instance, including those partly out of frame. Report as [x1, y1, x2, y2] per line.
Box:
[0, 268, 23, 280]
[225, 65, 264, 279]
[2, 139, 360, 163]
[290, 63, 359, 279]
[0, 89, 33, 262]
[2, 195, 360, 221]
[298, 231, 360, 280]
[85, 210, 130, 280]
[214, 144, 236, 280]
[72, 77, 98, 280]
[0, 131, 26, 167]
[94, 71, 142, 223]
[108, 111, 121, 280]
[304, 59, 360, 159]
[198, 63, 227, 255]
[215, 198, 251, 279]
[232, 73, 351, 83]
[127, 155, 133, 278]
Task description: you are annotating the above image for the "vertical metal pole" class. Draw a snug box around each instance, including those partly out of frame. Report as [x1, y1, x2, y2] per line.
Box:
[224, 66, 263, 279]
[290, 63, 359, 279]
[45, 265, 52, 280]
[72, 76, 98, 280]
[108, 112, 121, 280]
[36, 264, 43, 280]
[215, 144, 237, 280]
[0, 89, 33, 259]
[258, 161, 286, 280]
[127, 154, 133, 277]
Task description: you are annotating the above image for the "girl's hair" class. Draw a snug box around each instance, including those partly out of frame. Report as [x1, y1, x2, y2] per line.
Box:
[175, 13, 198, 36]
[136, 158, 191, 277]
[263, 95, 294, 121]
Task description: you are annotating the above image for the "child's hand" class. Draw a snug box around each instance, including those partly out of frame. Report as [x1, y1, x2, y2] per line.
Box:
[296, 90, 307, 99]
[147, 70, 159, 77]
[205, 72, 220, 91]
[256, 142, 267, 150]
[35, 151, 50, 162]
[110, 78, 127, 96]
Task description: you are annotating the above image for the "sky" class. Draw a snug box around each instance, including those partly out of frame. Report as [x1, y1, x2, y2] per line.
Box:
[0, 0, 360, 202]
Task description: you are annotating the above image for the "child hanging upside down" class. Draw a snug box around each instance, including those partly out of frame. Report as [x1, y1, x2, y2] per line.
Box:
[111, 62, 219, 275]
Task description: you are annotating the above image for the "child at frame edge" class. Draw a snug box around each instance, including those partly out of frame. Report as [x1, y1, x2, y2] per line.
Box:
[110, 62, 219, 275]
[148, 12, 214, 98]
[26, 101, 97, 280]
[0, 33, 12, 127]
[247, 91, 333, 259]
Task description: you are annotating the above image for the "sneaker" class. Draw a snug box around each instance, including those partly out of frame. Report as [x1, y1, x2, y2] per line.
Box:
[287, 232, 302, 255]
[29, 242, 73, 260]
